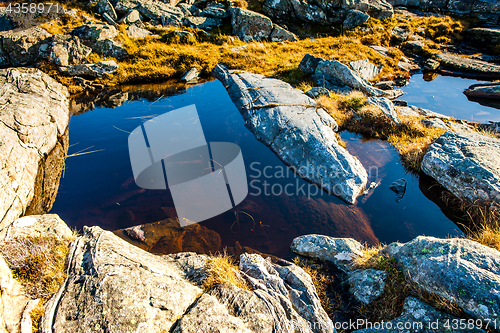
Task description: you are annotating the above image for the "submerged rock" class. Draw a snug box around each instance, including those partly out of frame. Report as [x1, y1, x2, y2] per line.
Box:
[389, 178, 406, 202]
[386, 236, 500, 325]
[347, 269, 387, 305]
[464, 83, 500, 100]
[421, 131, 500, 204]
[290, 234, 364, 272]
[0, 68, 69, 229]
[352, 297, 486, 332]
[212, 64, 368, 203]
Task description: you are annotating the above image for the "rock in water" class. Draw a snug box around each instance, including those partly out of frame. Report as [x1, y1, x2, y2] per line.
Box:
[181, 67, 200, 82]
[212, 64, 368, 203]
[385, 236, 500, 325]
[389, 178, 406, 202]
[421, 131, 500, 204]
[290, 234, 365, 272]
[352, 297, 486, 332]
[464, 83, 500, 100]
[0, 68, 69, 229]
[436, 53, 500, 79]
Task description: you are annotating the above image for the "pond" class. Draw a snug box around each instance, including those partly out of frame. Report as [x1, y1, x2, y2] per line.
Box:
[50, 76, 483, 258]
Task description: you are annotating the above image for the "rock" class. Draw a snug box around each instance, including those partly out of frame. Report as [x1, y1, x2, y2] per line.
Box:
[183, 16, 220, 30]
[347, 269, 387, 304]
[181, 67, 200, 82]
[213, 64, 368, 203]
[103, 12, 119, 27]
[369, 45, 389, 57]
[270, 24, 298, 42]
[71, 22, 118, 45]
[467, 27, 500, 44]
[389, 178, 406, 202]
[40, 226, 204, 333]
[361, 0, 394, 20]
[424, 58, 440, 71]
[114, 0, 184, 22]
[352, 297, 486, 332]
[464, 83, 500, 100]
[0, 254, 36, 333]
[404, 40, 425, 54]
[299, 53, 323, 75]
[125, 24, 152, 38]
[50, 34, 92, 67]
[350, 59, 383, 81]
[436, 53, 500, 79]
[488, 121, 500, 133]
[93, 38, 128, 59]
[0, 68, 69, 229]
[178, 3, 200, 16]
[367, 96, 401, 124]
[391, 26, 409, 43]
[96, 0, 118, 21]
[343, 10, 370, 29]
[201, 2, 228, 18]
[305, 87, 331, 98]
[229, 7, 274, 42]
[60, 60, 119, 78]
[239, 254, 334, 333]
[421, 131, 500, 204]
[0, 214, 73, 242]
[0, 26, 52, 66]
[385, 236, 500, 325]
[0, 9, 16, 32]
[421, 117, 448, 130]
[262, 0, 344, 26]
[119, 9, 142, 24]
[397, 61, 418, 72]
[374, 81, 394, 90]
[124, 225, 145, 241]
[290, 234, 364, 272]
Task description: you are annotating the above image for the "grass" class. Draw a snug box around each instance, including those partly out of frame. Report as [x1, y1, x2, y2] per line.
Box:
[0, 235, 71, 331]
[202, 252, 251, 291]
[316, 92, 446, 171]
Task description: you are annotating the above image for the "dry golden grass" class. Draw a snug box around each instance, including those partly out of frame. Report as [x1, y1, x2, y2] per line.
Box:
[202, 252, 251, 291]
[470, 224, 500, 251]
[317, 93, 446, 171]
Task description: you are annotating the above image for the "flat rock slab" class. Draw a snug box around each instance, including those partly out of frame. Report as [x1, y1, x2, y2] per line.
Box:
[347, 269, 387, 305]
[0, 68, 69, 229]
[436, 53, 500, 79]
[421, 131, 500, 204]
[464, 83, 500, 100]
[386, 236, 500, 324]
[212, 64, 368, 203]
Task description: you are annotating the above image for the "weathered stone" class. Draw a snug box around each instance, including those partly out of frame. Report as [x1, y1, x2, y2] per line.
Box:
[270, 24, 298, 42]
[386, 236, 500, 325]
[369, 45, 389, 57]
[125, 24, 152, 38]
[353, 297, 486, 332]
[467, 27, 500, 44]
[178, 3, 200, 16]
[421, 131, 500, 204]
[115, 0, 184, 22]
[391, 26, 409, 42]
[119, 9, 142, 24]
[305, 87, 331, 98]
[213, 64, 368, 203]
[343, 10, 370, 29]
[350, 59, 383, 81]
[49, 34, 91, 67]
[347, 269, 387, 304]
[367, 96, 401, 124]
[291, 234, 364, 272]
[421, 117, 448, 130]
[436, 53, 500, 79]
[230, 7, 274, 42]
[464, 83, 500, 100]
[201, 2, 228, 18]
[0, 26, 52, 66]
[424, 58, 440, 71]
[60, 60, 119, 78]
[0, 214, 73, 242]
[404, 39, 425, 54]
[103, 12, 119, 27]
[239, 254, 334, 333]
[181, 67, 200, 82]
[183, 16, 220, 29]
[40, 226, 203, 333]
[93, 38, 128, 59]
[71, 23, 118, 45]
[389, 178, 406, 202]
[374, 80, 394, 90]
[299, 53, 323, 74]
[96, 0, 118, 21]
[0, 68, 69, 229]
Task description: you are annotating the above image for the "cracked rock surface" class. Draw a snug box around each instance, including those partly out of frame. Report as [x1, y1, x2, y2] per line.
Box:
[212, 64, 368, 203]
[0, 68, 69, 229]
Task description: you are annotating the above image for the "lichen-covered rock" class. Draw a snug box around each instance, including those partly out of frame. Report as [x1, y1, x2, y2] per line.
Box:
[350, 59, 383, 81]
[201, 2, 228, 18]
[119, 9, 142, 24]
[306, 87, 331, 98]
[436, 53, 500, 79]
[421, 131, 500, 204]
[343, 9, 370, 29]
[229, 7, 274, 42]
[93, 38, 128, 59]
[181, 67, 200, 82]
[49, 35, 91, 67]
[0, 214, 73, 242]
[41, 226, 203, 333]
[239, 254, 334, 333]
[270, 24, 298, 42]
[71, 23, 118, 45]
[290, 234, 364, 272]
[386, 236, 500, 324]
[125, 24, 152, 38]
[366, 96, 401, 124]
[464, 83, 500, 100]
[347, 269, 387, 304]
[352, 297, 486, 332]
[183, 16, 220, 29]
[114, 0, 184, 22]
[60, 60, 119, 77]
[0, 26, 51, 66]
[212, 64, 368, 203]
[391, 26, 409, 42]
[96, 0, 118, 21]
[0, 68, 69, 229]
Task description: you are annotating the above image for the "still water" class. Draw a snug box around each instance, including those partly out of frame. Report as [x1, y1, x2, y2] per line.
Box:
[51, 78, 473, 257]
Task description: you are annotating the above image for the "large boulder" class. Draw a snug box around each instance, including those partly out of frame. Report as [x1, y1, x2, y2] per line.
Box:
[421, 131, 500, 204]
[290, 234, 365, 272]
[0, 68, 69, 229]
[0, 26, 52, 66]
[71, 23, 118, 45]
[212, 64, 368, 203]
[386, 236, 500, 324]
[229, 7, 273, 42]
[114, 0, 184, 22]
[49, 34, 92, 67]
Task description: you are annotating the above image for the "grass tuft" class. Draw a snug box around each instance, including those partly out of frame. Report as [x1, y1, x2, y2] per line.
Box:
[202, 252, 251, 291]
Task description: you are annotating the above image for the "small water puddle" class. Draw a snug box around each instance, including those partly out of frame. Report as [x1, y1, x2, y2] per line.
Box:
[51, 79, 463, 257]
[398, 74, 500, 123]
